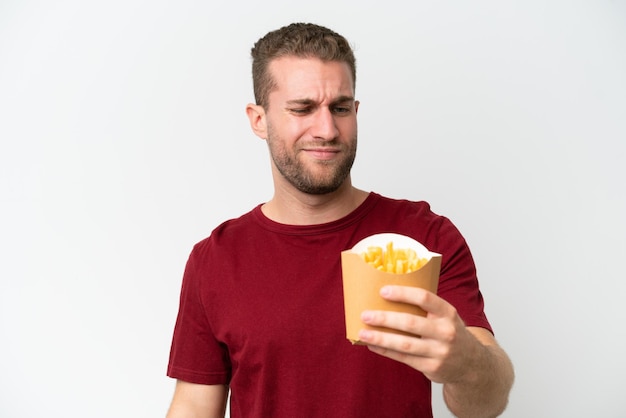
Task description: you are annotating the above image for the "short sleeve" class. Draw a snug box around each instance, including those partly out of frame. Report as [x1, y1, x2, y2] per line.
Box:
[167, 243, 231, 384]
[432, 217, 493, 333]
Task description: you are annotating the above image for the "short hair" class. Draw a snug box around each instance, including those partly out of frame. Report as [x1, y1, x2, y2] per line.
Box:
[250, 22, 357, 108]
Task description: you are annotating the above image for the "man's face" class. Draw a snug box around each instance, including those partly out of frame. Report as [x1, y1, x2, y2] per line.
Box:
[263, 57, 359, 195]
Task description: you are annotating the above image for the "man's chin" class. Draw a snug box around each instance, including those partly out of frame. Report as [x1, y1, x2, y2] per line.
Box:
[293, 177, 347, 195]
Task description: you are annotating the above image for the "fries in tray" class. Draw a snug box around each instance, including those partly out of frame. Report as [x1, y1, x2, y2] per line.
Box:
[341, 233, 442, 344]
[360, 242, 428, 274]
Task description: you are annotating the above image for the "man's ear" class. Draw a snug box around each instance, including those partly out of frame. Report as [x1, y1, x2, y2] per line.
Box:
[246, 103, 267, 139]
[355, 100, 360, 114]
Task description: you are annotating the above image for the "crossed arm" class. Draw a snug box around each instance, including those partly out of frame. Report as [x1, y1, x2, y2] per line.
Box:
[358, 285, 515, 418]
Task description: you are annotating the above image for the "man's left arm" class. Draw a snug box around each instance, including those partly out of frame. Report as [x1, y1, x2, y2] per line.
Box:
[358, 285, 514, 418]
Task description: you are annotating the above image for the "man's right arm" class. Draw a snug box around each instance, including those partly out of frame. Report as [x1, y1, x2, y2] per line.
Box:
[166, 380, 228, 418]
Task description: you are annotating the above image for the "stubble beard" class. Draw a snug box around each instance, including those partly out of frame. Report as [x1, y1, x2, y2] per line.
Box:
[266, 128, 357, 195]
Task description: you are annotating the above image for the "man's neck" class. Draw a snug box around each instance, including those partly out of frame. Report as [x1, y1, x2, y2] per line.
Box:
[261, 182, 369, 226]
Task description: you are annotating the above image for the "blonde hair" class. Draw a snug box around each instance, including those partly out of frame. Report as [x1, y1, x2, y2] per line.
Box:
[250, 23, 356, 107]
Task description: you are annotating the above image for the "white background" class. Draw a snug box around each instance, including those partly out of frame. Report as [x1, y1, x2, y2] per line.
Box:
[1, 1, 625, 417]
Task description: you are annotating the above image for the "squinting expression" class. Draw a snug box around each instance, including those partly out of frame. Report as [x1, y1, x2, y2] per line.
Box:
[264, 57, 359, 195]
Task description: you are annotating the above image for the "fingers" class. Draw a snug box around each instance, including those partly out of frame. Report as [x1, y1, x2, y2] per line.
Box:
[357, 286, 475, 383]
[358, 286, 460, 356]
[357, 320, 446, 379]
[359, 330, 423, 366]
[360, 307, 456, 343]
[361, 309, 429, 339]
[379, 285, 447, 316]
[358, 320, 426, 355]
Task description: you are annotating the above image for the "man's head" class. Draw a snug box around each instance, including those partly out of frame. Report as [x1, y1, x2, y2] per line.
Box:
[250, 23, 356, 109]
[246, 24, 359, 197]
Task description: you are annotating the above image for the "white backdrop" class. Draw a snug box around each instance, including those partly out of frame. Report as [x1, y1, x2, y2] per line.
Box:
[1, 1, 625, 417]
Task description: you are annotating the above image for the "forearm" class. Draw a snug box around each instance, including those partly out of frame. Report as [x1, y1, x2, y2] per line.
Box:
[443, 342, 514, 418]
[166, 381, 228, 418]
[167, 403, 225, 418]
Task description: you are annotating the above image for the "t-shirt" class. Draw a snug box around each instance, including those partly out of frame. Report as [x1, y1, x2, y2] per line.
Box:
[167, 192, 492, 417]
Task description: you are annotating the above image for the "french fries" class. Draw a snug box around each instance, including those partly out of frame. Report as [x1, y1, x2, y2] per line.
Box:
[360, 241, 428, 274]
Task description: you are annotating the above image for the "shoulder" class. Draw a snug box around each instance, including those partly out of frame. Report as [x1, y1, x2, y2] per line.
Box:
[371, 193, 446, 226]
[190, 205, 261, 257]
[369, 193, 466, 251]
[372, 192, 432, 211]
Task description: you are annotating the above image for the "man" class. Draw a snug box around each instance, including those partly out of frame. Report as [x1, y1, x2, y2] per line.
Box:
[166, 22, 514, 418]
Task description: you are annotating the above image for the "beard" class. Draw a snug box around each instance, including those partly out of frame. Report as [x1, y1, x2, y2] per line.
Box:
[266, 126, 357, 195]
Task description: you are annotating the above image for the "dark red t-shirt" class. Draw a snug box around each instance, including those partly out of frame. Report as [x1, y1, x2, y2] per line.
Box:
[167, 193, 492, 417]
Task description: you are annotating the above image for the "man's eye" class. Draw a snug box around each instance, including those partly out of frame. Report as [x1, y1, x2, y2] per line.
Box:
[290, 108, 310, 114]
[332, 106, 351, 114]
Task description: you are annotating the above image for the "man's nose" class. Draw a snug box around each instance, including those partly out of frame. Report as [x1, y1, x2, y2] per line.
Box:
[310, 108, 339, 140]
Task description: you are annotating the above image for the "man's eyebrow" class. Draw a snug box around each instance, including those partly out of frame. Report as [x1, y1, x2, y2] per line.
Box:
[331, 95, 355, 104]
[285, 96, 355, 106]
[285, 99, 316, 106]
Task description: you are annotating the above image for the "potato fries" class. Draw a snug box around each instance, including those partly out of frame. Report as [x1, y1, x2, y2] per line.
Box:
[360, 241, 428, 274]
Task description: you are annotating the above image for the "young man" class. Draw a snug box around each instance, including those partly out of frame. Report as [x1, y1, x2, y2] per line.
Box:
[166, 23, 514, 418]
